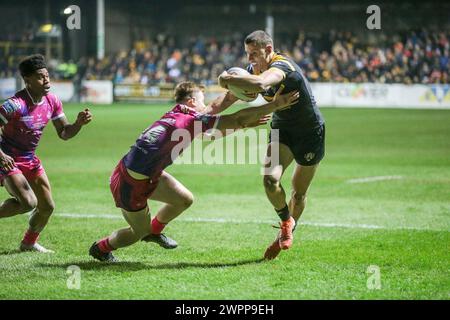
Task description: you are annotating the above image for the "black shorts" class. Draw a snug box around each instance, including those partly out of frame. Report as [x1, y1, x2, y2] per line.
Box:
[269, 124, 325, 166]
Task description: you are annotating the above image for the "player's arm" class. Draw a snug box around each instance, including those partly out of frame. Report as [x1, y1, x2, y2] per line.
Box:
[203, 91, 239, 115]
[52, 108, 92, 140]
[0, 100, 17, 170]
[218, 68, 285, 93]
[0, 126, 15, 171]
[216, 86, 298, 130]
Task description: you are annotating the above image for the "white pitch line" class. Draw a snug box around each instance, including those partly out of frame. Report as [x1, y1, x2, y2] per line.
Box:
[54, 212, 447, 232]
[346, 175, 403, 184]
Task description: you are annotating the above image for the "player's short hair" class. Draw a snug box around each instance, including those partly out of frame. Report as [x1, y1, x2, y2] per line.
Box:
[245, 30, 273, 47]
[174, 82, 204, 103]
[19, 54, 47, 77]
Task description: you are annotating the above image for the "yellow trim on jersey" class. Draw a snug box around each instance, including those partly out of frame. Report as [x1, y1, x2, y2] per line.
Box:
[269, 54, 284, 64]
[127, 168, 150, 180]
[269, 54, 296, 72]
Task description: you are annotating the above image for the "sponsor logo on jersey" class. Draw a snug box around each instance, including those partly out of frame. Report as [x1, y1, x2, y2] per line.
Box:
[159, 118, 176, 125]
[304, 152, 315, 162]
[2, 99, 21, 114]
[142, 125, 166, 144]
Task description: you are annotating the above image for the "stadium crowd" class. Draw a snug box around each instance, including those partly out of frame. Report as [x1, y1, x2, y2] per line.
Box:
[1, 29, 449, 84]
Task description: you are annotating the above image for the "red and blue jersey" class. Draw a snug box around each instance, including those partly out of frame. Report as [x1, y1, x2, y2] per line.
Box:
[0, 89, 65, 159]
[122, 104, 219, 177]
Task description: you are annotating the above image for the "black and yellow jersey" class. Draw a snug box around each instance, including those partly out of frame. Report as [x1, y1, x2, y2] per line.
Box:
[247, 53, 324, 131]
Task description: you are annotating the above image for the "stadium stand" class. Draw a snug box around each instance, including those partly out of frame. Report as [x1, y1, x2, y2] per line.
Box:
[59, 29, 450, 85]
[0, 10, 448, 85]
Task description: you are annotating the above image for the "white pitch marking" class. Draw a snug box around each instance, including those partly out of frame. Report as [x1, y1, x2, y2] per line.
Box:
[54, 212, 447, 232]
[346, 175, 403, 184]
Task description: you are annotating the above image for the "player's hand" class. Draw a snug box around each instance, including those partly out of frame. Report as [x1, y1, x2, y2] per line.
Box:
[75, 108, 93, 126]
[0, 151, 15, 171]
[218, 71, 230, 89]
[180, 105, 191, 114]
[273, 85, 299, 110]
[245, 114, 272, 128]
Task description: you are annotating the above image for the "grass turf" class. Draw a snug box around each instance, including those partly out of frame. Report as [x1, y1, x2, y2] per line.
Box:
[0, 103, 449, 299]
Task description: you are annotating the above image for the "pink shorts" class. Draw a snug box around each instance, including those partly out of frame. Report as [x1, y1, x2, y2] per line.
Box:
[0, 155, 45, 185]
[110, 160, 161, 212]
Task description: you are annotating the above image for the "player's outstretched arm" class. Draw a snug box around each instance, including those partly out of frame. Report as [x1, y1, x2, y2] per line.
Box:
[52, 108, 92, 140]
[203, 91, 239, 115]
[216, 86, 299, 130]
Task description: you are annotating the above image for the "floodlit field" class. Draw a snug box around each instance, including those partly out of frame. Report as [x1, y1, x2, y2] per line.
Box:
[0, 103, 449, 299]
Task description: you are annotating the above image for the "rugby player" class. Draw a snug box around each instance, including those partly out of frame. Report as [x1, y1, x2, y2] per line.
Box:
[0, 54, 92, 253]
[218, 30, 325, 260]
[89, 81, 298, 262]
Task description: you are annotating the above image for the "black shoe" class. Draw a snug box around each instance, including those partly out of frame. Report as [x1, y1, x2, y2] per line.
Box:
[141, 233, 178, 249]
[89, 242, 118, 262]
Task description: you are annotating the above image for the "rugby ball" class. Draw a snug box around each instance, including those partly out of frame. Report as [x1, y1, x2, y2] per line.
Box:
[226, 67, 258, 102]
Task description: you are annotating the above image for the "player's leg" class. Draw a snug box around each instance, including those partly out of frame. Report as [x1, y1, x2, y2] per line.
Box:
[289, 163, 320, 226]
[90, 207, 152, 262]
[263, 142, 297, 259]
[27, 172, 55, 232]
[141, 171, 193, 248]
[20, 172, 55, 253]
[111, 207, 153, 248]
[263, 142, 296, 249]
[289, 124, 325, 228]
[0, 174, 37, 218]
[90, 161, 155, 261]
[149, 171, 194, 223]
[262, 142, 294, 212]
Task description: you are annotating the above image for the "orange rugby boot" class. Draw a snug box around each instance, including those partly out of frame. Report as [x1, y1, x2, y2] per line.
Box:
[279, 216, 295, 249]
[264, 233, 282, 260]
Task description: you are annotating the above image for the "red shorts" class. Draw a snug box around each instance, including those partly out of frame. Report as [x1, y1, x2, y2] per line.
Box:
[0, 155, 45, 185]
[110, 160, 161, 212]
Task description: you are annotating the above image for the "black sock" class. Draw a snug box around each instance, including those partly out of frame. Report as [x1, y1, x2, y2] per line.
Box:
[275, 205, 290, 221]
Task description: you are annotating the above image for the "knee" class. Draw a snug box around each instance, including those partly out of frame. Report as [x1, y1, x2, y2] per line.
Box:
[38, 200, 55, 216]
[181, 193, 194, 209]
[133, 226, 151, 240]
[263, 175, 280, 193]
[20, 194, 38, 212]
[172, 192, 194, 210]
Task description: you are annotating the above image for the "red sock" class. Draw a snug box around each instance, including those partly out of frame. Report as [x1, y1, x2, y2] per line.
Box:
[97, 237, 114, 253]
[22, 229, 40, 245]
[151, 217, 166, 235]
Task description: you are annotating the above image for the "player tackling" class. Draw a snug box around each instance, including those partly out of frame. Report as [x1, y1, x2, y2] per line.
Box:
[0, 54, 92, 253]
[89, 81, 298, 262]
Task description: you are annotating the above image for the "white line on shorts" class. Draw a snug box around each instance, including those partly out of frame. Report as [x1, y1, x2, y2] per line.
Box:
[54, 212, 447, 232]
[346, 175, 403, 184]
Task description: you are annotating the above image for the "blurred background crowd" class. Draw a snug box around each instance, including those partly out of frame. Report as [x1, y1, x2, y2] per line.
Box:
[2, 29, 448, 85]
[1, 0, 449, 86]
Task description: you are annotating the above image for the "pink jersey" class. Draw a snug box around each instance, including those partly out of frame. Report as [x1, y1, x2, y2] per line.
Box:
[0, 89, 65, 158]
[122, 104, 220, 177]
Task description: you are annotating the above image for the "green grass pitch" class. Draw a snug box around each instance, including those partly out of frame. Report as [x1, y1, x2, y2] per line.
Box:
[0, 103, 449, 299]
